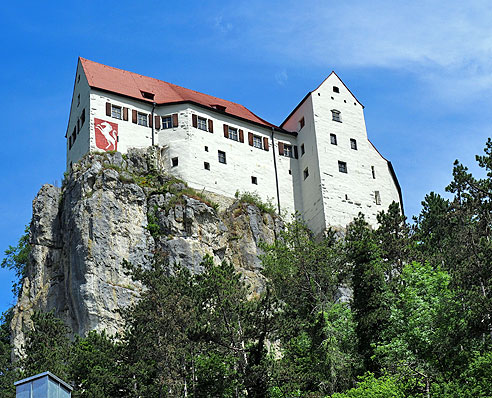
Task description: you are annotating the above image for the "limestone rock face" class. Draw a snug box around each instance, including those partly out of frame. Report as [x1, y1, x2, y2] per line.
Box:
[11, 149, 281, 354]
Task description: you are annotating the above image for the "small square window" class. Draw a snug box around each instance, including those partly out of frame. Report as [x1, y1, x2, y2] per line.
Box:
[303, 167, 309, 180]
[137, 112, 148, 126]
[204, 146, 209, 152]
[197, 116, 207, 131]
[331, 110, 341, 123]
[330, 134, 337, 145]
[350, 138, 357, 150]
[218, 150, 226, 164]
[111, 105, 122, 120]
[172, 157, 178, 167]
[284, 144, 293, 158]
[375, 191, 381, 205]
[289, 169, 292, 175]
[333, 86, 340, 93]
[371, 166, 376, 179]
[161, 116, 173, 129]
[299, 117, 305, 130]
[338, 161, 347, 173]
[251, 176, 257, 185]
[301, 143, 305, 156]
[228, 127, 238, 141]
[204, 162, 210, 170]
[253, 135, 263, 149]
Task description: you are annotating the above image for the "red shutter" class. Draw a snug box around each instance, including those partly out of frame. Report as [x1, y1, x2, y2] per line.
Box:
[239, 129, 244, 143]
[106, 102, 111, 116]
[192, 114, 198, 128]
[208, 119, 213, 133]
[132, 110, 137, 124]
[263, 137, 269, 151]
[154, 115, 161, 129]
[172, 113, 178, 127]
[149, 114, 153, 128]
[223, 124, 229, 138]
[294, 146, 299, 159]
[278, 142, 284, 156]
[248, 132, 253, 146]
[123, 107, 128, 121]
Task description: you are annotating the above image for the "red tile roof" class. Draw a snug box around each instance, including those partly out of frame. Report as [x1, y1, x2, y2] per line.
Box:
[80, 58, 277, 129]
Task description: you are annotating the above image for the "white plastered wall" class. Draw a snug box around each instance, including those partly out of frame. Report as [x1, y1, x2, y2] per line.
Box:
[311, 73, 401, 228]
[158, 104, 297, 218]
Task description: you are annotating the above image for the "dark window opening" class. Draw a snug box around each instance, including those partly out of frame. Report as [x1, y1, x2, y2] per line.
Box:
[251, 176, 257, 185]
[80, 109, 86, 127]
[350, 138, 357, 150]
[141, 91, 155, 100]
[299, 117, 305, 130]
[371, 166, 376, 179]
[284, 144, 293, 158]
[204, 146, 209, 152]
[330, 134, 337, 145]
[345, 194, 349, 200]
[333, 86, 340, 93]
[162, 116, 173, 129]
[289, 169, 292, 175]
[301, 144, 305, 156]
[332, 110, 341, 122]
[375, 191, 381, 205]
[204, 162, 210, 170]
[338, 161, 347, 173]
[111, 105, 122, 120]
[303, 167, 309, 180]
[218, 150, 226, 164]
[77, 75, 80, 83]
[211, 104, 227, 112]
[172, 157, 178, 167]
[77, 94, 80, 107]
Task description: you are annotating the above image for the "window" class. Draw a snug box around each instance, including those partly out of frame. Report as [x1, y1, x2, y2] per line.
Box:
[375, 191, 381, 205]
[301, 143, 305, 156]
[197, 116, 207, 131]
[204, 162, 210, 170]
[218, 150, 226, 164]
[299, 117, 305, 130]
[141, 91, 155, 100]
[338, 161, 347, 173]
[303, 167, 309, 180]
[253, 135, 263, 149]
[333, 86, 340, 93]
[331, 110, 341, 122]
[137, 112, 148, 126]
[288, 169, 292, 175]
[204, 146, 209, 152]
[77, 75, 80, 83]
[251, 176, 257, 185]
[172, 157, 178, 167]
[80, 109, 86, 127]
[284, 144, 293, 158]
[350, 138, 357, 150]
[371, 166, 376, 179]
[162, 116, 173, 129]
[330, 133, 337, 145]
[77, 94, 80, 107]
[228, 126, 238, 141]
[111, 105, 122, 120]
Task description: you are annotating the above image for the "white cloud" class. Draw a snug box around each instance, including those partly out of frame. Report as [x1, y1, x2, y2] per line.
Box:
[275, 69, 288, 85]
[226, 0, 492, 98]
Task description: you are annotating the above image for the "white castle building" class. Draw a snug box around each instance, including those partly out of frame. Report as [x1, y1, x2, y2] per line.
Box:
[66, 58, 402, 234]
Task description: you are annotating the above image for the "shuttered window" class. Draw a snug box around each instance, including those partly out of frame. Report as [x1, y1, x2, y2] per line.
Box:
[132, 110, 137, 124]
[263, 137, 269, 151]
[123, 107, 129, 121]
[208, 119, 214, 133]
[106, 102, 111, 117]
[162, 116, 173, 129]
[172, 113, 178, 127]
[111, 105, 122, 120]
[197, 117, 207, 131]
[253, 135, 262, 149]
[137, 112, 148, 126]
[154, 115, 161, 129]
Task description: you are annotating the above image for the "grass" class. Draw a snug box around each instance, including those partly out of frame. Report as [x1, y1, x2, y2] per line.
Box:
[235, 191, 276, 215]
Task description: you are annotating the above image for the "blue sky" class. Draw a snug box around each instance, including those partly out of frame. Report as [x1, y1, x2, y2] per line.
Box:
[1, 0, 492, 314]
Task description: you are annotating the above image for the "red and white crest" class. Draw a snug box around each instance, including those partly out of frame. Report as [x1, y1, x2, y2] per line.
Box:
[94, 118, 118, 151]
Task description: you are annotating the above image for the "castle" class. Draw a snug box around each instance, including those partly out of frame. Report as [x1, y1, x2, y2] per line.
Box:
[66, 58, 402, 234]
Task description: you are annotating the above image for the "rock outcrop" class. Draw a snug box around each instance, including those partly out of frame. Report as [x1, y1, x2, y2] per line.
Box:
[11, 149, 281, 354]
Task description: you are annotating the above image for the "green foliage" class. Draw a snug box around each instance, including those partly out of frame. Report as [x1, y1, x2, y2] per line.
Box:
[330, 373, 404, 398]
[236, 191, 276, 215]
[20, 311, 71, 381]
[0, 309, 17, 398]
[1, 225, 30, 296]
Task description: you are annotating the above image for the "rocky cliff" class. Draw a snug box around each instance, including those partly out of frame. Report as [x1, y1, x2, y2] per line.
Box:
[11, 149, 281, 354]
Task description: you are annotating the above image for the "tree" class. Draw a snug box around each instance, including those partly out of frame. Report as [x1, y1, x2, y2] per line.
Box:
[345, 214, 389, 374]
[1, 225, 30, 297]
[20, 311, 71, 381]
[0, 309, 17, 398]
